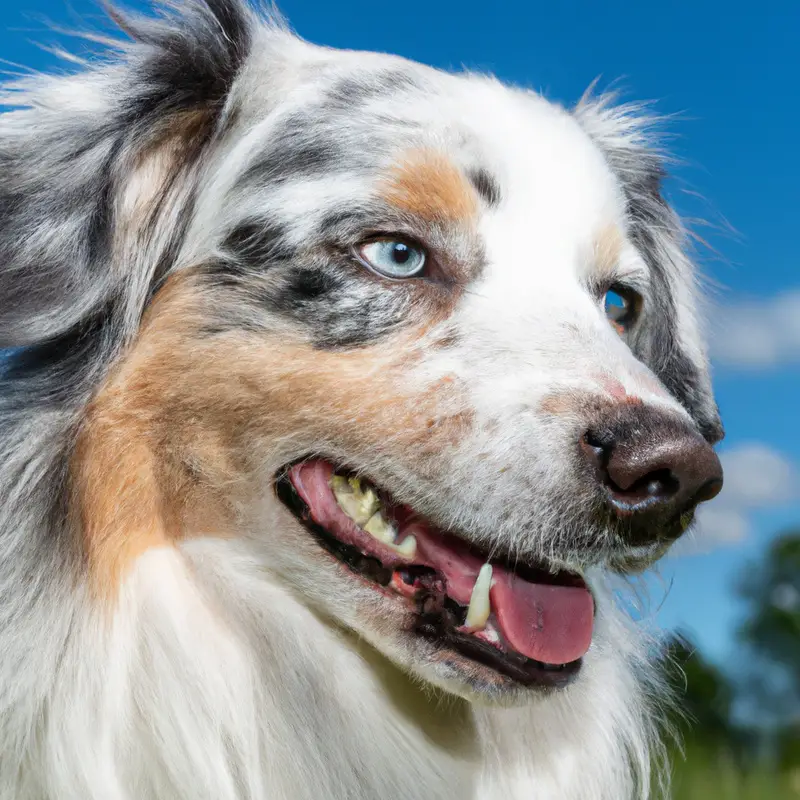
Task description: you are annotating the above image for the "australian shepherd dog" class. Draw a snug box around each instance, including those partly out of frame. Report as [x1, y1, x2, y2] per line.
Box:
[0, 1, 724, 797]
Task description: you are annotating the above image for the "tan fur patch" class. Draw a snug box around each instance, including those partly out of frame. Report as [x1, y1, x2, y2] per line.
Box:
[381, 149, 478, 224]
[538, 390, 586, 417]
[113, 109, 214, 272]
[539, 389, 620, 418]
[538, 386, 645, 419]
[73, 272, 474, 600]
[593, 224, 623, 280]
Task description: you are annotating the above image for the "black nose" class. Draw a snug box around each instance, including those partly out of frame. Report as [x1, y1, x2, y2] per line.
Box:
[581, 405, 723, 542]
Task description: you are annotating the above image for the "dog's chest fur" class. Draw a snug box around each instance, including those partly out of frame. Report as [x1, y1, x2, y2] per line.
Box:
[4, 546, 633, 800]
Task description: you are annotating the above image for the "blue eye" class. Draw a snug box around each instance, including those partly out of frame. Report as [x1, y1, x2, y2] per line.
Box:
[603, 285, 640, 332]
[356, 238, 427, 279]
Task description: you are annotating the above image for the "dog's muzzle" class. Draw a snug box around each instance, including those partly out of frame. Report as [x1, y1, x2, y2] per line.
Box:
[580, 404, 723, 546]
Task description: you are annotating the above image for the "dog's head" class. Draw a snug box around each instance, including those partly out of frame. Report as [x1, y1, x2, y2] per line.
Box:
[1, 0, 722, 703]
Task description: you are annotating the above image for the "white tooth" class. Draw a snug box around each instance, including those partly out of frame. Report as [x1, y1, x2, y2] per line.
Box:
[364, 511, 397, 544]
[482, 624, 500, 645]
[389, 535, 417, 559]
[465, 563, 493, 630]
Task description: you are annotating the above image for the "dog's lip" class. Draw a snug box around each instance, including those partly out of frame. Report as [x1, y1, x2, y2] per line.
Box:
[274, 457, 595, 687]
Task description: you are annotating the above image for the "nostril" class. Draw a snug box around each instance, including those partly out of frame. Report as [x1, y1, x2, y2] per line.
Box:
[581, 430, 612, 469]
[695, 477, 724, 504]
[580, 417, 723, 520]
[605, 467, 680, 509]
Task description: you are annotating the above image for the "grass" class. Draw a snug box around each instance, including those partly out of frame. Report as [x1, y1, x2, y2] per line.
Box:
[670, 747, 799, 799]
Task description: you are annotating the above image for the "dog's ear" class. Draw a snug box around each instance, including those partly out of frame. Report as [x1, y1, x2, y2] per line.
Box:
[0, 0, 255, 350]
[575, 94, 724, 444]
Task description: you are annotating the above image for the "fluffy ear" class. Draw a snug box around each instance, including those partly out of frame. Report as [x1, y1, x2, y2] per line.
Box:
[574, 93, 724, 443]
[0, 0, 255, 351]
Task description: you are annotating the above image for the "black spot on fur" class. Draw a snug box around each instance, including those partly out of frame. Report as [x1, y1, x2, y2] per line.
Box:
[314, 209, 379, 242]
[222, 220, 296, 269]
[468, 168, 501, 207]
[280, 268, 339, 305]
[628, 220, 723, 444]
[257, 139, 342, 183]
[239, 111, 359, 188]
[268, 266, 406, 349]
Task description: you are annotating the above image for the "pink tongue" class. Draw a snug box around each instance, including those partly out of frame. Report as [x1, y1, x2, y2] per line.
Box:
[489, 568, 594, 665]
[288, 460, 594, 665]
[391, 519, 594, 665]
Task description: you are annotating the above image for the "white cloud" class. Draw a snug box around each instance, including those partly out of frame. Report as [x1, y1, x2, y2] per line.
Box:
[691, 506, 751, 548]
[717, 443, 798, 506]
[672, 443, 798, 555]
[710, 289, 800, 369]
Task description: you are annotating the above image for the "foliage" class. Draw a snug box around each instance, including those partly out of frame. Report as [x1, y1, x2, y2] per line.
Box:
[662, 632, 735, 744]
[660, 529, 800, 797]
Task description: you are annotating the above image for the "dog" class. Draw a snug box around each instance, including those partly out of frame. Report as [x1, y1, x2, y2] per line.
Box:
[0, 1, 725, 798]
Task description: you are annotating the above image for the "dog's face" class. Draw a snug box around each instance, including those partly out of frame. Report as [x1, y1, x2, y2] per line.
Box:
[2, 2, 723, 704]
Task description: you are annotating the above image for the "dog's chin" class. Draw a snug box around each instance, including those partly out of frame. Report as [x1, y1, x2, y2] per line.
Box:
[274, 457, 596, 702]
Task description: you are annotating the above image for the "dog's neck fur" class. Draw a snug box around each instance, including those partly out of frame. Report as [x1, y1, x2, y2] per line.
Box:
[0, 482, 662, 800]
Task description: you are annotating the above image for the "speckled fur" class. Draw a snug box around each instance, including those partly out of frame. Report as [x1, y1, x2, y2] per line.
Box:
[0, 2, 722, 798]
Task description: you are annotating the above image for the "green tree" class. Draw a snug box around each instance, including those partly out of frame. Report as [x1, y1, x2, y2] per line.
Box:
[662, 632, 735, 746]
[736, 531, 800, 727]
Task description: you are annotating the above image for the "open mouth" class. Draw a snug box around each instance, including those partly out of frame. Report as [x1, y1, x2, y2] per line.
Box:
[275, 459, 594, 689]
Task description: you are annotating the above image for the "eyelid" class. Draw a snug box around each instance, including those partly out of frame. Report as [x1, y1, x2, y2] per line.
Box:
[352, 236, 429, 281]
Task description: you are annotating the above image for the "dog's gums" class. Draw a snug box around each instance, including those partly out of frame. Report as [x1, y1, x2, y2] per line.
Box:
[276, 460, 594, 688]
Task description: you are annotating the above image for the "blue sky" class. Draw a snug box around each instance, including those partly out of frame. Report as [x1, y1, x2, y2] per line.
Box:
[2, 0, 798, 669]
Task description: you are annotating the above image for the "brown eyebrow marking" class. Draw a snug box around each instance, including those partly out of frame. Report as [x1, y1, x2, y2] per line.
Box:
[380, 149, 479, 224]
[593, 224, 624, 279]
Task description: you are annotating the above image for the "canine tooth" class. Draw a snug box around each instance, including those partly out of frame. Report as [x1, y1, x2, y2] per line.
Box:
[390, 535, 417, 559]
[364, 511, 397, 544]
[331, 475, 380, 525]
[465, 563, 493, 630]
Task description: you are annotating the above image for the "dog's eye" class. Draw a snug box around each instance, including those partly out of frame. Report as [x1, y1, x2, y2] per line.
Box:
[604, 285, 641, 333]
[355, 238, 427, 279]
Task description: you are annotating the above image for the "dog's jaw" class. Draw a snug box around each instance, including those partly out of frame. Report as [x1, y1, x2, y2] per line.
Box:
[273, 458, 593, 698]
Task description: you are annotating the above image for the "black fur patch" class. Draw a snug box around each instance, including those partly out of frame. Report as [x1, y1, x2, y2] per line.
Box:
[110, 0, 251, 125]
[238, 110, 367, 189]
[468, 168, 501, 208]
[222, 219, 296, 269]
[279, 268, 340, 306]
[267, 267, 407, 349]
[629, 217, 724, 444]
[1, 299, 119, 411]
